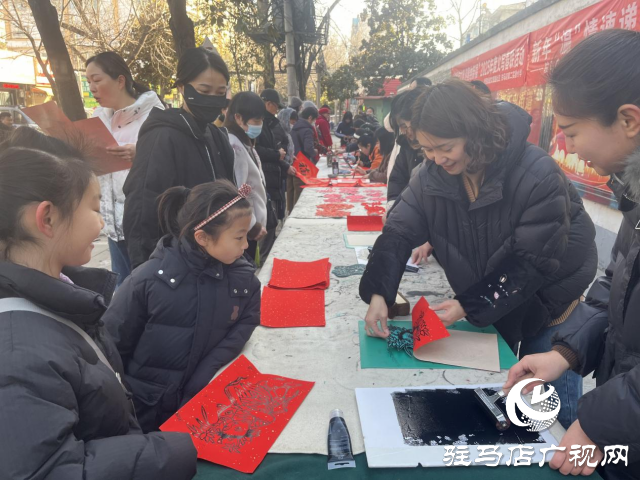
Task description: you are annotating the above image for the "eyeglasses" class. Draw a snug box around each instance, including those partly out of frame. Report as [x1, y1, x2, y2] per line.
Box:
[399, 123, 412, 135]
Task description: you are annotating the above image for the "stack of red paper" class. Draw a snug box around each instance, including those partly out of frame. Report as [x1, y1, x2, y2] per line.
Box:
[261, 258, 330, 328]
[347, 215, 384, 231]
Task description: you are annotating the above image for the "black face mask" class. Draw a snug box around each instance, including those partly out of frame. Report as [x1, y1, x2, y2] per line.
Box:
[183, 84, 227, 123]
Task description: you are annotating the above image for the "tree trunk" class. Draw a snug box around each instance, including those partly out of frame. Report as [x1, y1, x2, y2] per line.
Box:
[261, 44, 276, 89]
[27, 0, 85, 120]
[166, 0, 195, 58]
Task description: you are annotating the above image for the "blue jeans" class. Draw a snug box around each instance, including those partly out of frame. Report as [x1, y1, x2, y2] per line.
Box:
[108, 238, 131, 287]
[519, 322, 583, 430]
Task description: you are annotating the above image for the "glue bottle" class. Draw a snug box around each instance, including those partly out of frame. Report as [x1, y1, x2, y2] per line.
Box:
[327, 409, 355, 470]
[331, 155, 339, 176]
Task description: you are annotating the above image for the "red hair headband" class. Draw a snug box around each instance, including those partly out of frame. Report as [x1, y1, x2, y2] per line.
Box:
[193, 184, 252, 231]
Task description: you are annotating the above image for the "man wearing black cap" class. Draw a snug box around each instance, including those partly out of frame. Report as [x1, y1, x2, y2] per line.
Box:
[255, 89, 292, 253]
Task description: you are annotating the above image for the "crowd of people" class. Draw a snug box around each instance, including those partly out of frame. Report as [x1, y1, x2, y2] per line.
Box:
[0, 28, 638, 480]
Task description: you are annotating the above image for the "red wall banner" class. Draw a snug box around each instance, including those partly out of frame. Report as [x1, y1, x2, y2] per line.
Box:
[451, 34, 529, 91]
[526, 0, 640, 86]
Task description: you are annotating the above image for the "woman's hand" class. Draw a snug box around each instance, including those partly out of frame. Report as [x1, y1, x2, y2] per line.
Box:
[107, 144, 136, 162]
[411, 242, 433, 264]
[254, 226, 268, 241]
[550, 420, 602, 476]
[364, 294, 389, 338]
[355, 166, 367, 175]
[502, 351, 571, 395]
[288, 165, 297, 176]
[430, 299, 465, 326]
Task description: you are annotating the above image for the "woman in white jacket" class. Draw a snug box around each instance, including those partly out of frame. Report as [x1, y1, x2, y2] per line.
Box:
[86, 52, 164, 285]
[223, 92, 268, 261]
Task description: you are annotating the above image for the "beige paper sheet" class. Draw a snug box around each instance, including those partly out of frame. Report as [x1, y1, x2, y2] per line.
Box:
[345, 233, 381, 246]
[414, 330, 500, 372]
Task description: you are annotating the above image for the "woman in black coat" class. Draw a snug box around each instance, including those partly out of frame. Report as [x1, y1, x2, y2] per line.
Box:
[123, 48, 235, 269]
[105, 181, 260, 433]
[360, 79, 597, 429]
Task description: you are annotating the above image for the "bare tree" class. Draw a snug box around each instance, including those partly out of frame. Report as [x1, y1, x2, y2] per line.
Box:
[166, 0, 195, 58]
[448, 0, 481, 48]
[27, 0, 85, 119]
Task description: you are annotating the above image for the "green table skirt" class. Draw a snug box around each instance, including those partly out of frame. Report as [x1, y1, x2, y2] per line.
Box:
[194, 453, 602, 479]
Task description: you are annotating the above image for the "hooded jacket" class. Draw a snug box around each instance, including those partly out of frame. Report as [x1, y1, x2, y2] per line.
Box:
[551, 147, 640, 478]
[291, 118, 316, 161]
[94, 91, 164, 242]
[360, 102, 597, 345]
[123, 108, 235, 269]
[0, 262, 196, 480]
[102, 236, 260, 433]
[387, 141, 424, 205]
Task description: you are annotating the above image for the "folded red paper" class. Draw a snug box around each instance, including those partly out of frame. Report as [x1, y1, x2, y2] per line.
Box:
[293, 152, 319, 180]
[268, 258, 331, 290]
[347, 215, 384, 231]
[260, 287, 326, 327]
[160, 355, 314, 473]
[412, 297, 450, 349]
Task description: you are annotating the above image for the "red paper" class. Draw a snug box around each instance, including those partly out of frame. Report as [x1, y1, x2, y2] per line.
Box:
[293, 152, 319, 180]
[268, 258, 331, 290]
[315, 203, 353, 217]
[160, 355, 313, 473]
[412, 297, 450, 350]
[20, 102, 128, 175]
[363, 203, 386, 216]
[260, 287, 326, 327]
[347, 215, 383, 232]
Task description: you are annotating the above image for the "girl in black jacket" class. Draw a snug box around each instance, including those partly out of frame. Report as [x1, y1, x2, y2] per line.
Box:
[104, 180, 260, 433]
[123, 48, 236, 269]
[0, 128, 196, 480]
[505, 29, 640, 479]
[360, 79, 597, 430]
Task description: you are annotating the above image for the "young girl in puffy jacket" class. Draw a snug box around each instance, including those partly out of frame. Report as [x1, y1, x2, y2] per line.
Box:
[103, 180, 260, 433]
[505, 29, 640, 479]
[0, 128, 196, 480]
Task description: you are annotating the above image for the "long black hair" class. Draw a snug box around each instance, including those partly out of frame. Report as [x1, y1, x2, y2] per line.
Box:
[224, 92, 266, 145]
[341, 111, 353, 123]
[86, 52, 150, 99]
[550, 29, 640, 126]
[375, 127, 395, 156]
[158, 180, 251, 245]
[0, 128, 94, 259]
[175, 47, 230, 86]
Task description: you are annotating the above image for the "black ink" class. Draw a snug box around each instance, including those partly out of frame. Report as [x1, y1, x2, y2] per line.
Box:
[391, 388, 545, 447]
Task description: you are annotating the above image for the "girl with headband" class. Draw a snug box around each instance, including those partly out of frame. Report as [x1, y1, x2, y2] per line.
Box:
[103, 181, 260, 433]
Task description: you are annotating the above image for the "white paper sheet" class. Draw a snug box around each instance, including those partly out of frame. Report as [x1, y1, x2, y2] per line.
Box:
[355, 383, 557, 468]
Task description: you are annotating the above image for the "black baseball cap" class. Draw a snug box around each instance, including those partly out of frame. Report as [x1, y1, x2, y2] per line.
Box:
[260, 89, 285, 109]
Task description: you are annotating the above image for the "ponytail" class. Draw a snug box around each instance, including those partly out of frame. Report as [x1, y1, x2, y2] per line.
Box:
[158, 186, 191, 237]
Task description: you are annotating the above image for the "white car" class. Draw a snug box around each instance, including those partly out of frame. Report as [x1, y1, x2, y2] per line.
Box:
[0, 106, 39, 129]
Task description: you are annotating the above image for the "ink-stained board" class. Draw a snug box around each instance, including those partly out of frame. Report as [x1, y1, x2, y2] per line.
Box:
[355, 384, 557, 468]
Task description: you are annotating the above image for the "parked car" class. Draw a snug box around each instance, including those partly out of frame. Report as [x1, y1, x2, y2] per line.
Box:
[0, 106, 39, 129]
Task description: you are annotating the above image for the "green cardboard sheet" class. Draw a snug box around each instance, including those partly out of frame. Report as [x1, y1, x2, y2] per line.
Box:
[358, 320, 519, 370]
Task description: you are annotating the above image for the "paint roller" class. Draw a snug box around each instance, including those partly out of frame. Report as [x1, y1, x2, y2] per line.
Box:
[473, 388, 511, 431]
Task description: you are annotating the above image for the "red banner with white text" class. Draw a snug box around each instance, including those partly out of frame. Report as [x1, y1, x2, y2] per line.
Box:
[451, 34, 530, 91]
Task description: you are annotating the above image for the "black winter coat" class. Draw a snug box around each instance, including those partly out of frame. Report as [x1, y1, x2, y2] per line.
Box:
[291, 118, 316, 161]
[103, 236, 260, 432]
[0, 263, 196, 480]
[552, 148, 640, 478]
[123, 107, 236, 269]
[387, 142, 424, 204]
[360, 102, 597, 345]
[255, 112, 289, 202]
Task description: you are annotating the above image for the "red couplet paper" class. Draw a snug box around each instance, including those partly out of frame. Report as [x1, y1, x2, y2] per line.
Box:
[268, 258, 331, 290]
[362, 203, 386, 216]
[347, 215, 383, 232]
[294, 152, 319, 180]
[412, 297, 450, 350]
[315, 203, 353, 217]
[260, 287, 326, 327]
[160, 355, 314, 473]
[21, 101, 128, 175]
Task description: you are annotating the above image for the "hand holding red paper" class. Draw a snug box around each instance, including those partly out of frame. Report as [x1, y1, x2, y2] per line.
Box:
[429, 299, 466, 327]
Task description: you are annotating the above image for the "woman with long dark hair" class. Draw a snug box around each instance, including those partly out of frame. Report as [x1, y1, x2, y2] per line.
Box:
[360, 79, 597, 430]
[123, 48, 235, 269]
[86, 51, 164, 285]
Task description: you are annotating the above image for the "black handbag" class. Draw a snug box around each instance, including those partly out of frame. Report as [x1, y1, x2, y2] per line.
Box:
[266, 194, 278, 230]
